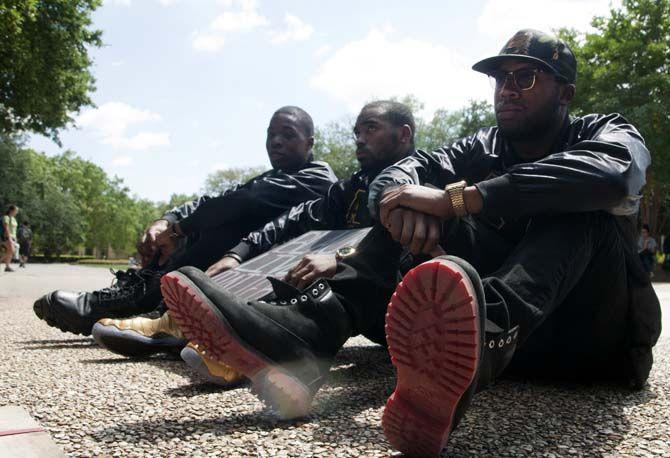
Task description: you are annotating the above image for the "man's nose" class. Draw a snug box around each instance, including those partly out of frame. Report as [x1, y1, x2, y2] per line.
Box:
[270, 134, 283, 147]
[498, 75, 521, 99]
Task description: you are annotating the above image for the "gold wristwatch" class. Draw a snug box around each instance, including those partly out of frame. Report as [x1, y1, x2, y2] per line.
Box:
[445, 180, 468, 217]
[335, 246, 356, 262]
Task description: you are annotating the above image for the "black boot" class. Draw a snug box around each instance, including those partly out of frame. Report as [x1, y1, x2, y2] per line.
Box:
[161, 266, 352, 419]
[382, 256, 517, 457]
[33, 268, 163, 336]
[91, 302, 187, 357]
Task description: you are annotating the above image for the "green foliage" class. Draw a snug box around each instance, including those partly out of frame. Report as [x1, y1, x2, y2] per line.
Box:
[0, 136, 162, 258]
[155, 193, 199, 216]
[313, 118, 357, 179]
[0, 0, 103, 143]
[203, 166, 267, 195]
[558, 0, 670, 233]
[418, 100, 495, 151]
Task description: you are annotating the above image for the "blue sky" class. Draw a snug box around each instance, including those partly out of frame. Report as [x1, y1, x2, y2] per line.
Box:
[28, 0, 616, 202]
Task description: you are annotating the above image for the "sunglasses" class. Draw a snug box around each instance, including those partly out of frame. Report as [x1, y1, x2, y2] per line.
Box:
[488, 68, 548, 91]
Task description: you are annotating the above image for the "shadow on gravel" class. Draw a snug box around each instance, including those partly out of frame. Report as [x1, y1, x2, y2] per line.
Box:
[18, 337, 98, 350]
[165, 380, 249, 397]
[18, 338, 93, 344]
[443, 379, 658, 456]
[89, 343, 658, 455]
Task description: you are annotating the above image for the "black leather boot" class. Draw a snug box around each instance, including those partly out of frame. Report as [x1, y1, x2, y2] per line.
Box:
[161, 266, 353, 419]
[382, 256, 517, 457]
[33, 268, 163, 336]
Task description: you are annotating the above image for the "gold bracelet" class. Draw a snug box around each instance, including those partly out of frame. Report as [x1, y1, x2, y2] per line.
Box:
[445, 180, 468, 217]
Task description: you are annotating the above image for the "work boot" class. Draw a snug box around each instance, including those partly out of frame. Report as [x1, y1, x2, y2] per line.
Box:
[382, 256, 517, 457]
[180, 342, 246, 387]
[91, 303, 187, 357]
[33, 268, 163, 336]
[161, 266, 352, 419]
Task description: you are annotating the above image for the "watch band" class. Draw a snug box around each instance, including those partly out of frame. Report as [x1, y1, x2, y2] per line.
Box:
[445, 180, 468, 217]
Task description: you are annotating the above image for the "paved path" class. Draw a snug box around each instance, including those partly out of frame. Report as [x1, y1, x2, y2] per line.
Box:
[1, 264, 668, 457]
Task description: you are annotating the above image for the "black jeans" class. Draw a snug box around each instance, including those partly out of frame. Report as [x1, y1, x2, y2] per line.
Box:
[328, 212, 661, 385]
[166, 227, 248, 272]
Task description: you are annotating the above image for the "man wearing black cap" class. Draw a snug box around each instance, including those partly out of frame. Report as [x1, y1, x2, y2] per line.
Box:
[159, 29, 661, 457]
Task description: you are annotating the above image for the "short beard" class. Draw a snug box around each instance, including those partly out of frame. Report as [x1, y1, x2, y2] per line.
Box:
[497, 91, 562, 141]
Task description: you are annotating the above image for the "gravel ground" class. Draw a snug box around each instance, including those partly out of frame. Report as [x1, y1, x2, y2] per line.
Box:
[1, 264, 669, 457]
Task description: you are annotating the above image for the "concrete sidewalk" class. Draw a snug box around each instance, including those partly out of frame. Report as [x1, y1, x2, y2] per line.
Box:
[1, 264, 668, 457]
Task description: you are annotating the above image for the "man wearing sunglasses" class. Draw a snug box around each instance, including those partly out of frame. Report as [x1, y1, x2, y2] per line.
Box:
[159, 29, 661, 457]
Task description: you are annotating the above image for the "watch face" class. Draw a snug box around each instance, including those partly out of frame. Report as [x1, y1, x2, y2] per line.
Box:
[336, 246, 356, 259]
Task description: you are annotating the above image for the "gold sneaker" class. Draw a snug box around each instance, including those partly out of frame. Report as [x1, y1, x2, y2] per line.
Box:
[180, 341, 246, 387]
[91, 308, 186, 357]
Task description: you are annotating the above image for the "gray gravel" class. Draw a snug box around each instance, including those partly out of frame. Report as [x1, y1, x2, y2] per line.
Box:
[1, 264, 669, 457]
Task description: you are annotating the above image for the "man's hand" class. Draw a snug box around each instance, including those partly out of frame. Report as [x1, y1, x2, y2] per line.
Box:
[153, 228, 178, 266]
[384, 207, 442, 255]
[206, 256, 241, 277]
[137, 219, 170, 266]
[379, 184, 451, 224]
[284, 254, 337, 290]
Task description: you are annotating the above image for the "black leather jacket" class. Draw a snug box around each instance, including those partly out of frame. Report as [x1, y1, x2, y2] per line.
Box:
[228, 169, 376, 262]
[368, 114, 650, 220]
[162, 160, 338, 236]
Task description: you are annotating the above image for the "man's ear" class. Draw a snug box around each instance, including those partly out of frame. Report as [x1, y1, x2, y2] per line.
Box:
[307, 136, 315, 150]
[399, 125, 413, 144]
[560, 84, 576, 106]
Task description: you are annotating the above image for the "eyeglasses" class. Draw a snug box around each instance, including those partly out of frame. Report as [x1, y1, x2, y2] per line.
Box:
[488, 68, 546, 91]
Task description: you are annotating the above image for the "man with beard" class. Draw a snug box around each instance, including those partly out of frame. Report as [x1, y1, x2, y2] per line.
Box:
[33, 106, 337, 336]
[160, 30, 661, 457]
[91, 101, 416, 374]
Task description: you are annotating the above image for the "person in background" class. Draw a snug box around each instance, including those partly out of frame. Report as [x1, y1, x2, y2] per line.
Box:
[638, 224, 657, 277]
[17, 221, 33, 268]
[2, 205, 19, 272]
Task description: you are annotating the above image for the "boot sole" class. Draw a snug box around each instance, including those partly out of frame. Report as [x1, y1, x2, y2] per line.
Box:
[91, 323, 186, 357]
[161, 271, 312, 418]
[382, 259, 481, 457]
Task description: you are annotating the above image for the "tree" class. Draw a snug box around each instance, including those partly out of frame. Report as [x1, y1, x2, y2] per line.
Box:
[420, 100, 495, 151]
[558, 0, 670, 235]
[203, 166, 267, 195]
[0, 0, 102, 142]
[313, 118, 357, 179]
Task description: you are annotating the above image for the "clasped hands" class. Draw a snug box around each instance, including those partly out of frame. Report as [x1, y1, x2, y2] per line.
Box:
[378, 184, 454, 256]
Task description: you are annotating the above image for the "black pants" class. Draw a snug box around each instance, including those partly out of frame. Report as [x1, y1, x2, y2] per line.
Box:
[328, 212, 660, 385]
[166, 227, 247, 272]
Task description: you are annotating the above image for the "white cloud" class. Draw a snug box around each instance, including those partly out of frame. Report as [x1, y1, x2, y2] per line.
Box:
[315, 45, 331, 58]
[477, 0, 621, 45]
[105, 0, 131, 6]
[310, 28, 491, 116]
[270, 14, 314, 44]
[157, 0, 178, 5]
[192, 0, 268, 53]
[104, 132, 171, 150]
[111, 156, 133, 167]
[77, 102, 170, 151]
[192, 33, 227, 52]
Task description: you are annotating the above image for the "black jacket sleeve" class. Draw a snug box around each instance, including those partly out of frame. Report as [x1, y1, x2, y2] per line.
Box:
[228, 180, 350, 262]
[175, 161, 337, 235]
[368, 114, 650, 219]
[162, 195, 214, 225]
